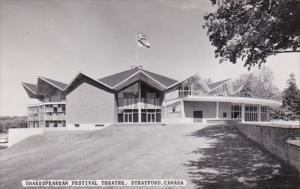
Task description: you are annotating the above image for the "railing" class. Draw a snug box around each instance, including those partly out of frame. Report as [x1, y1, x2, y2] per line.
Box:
[141, 98, 160, 106]
[118, 98, 139, 107]
[118, 98, 161, 108]
[178, 90, 203, 98]
[44, 114, 66, 121]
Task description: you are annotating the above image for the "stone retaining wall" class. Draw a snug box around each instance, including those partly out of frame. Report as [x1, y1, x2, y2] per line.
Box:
[236, 123, 300, 172]
[287, 140, 300, 171]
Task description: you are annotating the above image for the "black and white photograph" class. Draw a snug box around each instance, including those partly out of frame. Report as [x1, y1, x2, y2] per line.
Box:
[0, 0, 300, 188]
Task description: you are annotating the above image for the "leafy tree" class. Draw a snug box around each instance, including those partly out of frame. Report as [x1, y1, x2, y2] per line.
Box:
[204, 0, 300, 69]
[0, 116, 27, 133]
[281, 73, 300, 119]
[234, 67, 280, 99]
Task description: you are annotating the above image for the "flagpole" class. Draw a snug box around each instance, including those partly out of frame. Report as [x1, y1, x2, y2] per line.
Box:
[135, 32, 138, 66]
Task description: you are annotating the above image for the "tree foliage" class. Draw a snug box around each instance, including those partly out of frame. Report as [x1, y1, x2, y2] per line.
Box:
[0, 116, 27, 133]
[233, 66, 280, 99]
[281, 73, 300, 120]
[204, 0, 300, 69]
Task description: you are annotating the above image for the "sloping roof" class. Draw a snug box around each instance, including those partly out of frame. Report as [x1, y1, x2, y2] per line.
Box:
[39, 76, 68, 90]
[64, 72, 114, 94]
[232, 83, 245, 95]
[98, 67, 178, 88]
[98, 67, 140, 87]
[22, 82, 38, 94]
[207, 79, 230, 90]
[141, 69, 178, 87]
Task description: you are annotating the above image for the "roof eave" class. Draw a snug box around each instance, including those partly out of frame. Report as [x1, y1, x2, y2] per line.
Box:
[64, 72, 114, 94]
[112, 70, 168, 90]
[38, 76, 66, 91]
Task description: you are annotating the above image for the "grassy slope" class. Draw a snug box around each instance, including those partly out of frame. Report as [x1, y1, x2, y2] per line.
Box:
[0, 124, 209, 189]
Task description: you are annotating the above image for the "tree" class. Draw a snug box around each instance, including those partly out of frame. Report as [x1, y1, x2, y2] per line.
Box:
[204, 0, 300, 69]
[233, 66, 280, 99]
[281, 73, 300, 119]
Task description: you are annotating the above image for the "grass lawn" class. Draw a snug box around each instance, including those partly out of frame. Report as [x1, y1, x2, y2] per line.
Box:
[0, 124, 210, 188]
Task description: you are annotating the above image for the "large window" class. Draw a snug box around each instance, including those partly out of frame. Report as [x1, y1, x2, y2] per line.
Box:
[261, 106, 269, 122]
[168, 102, 181, 113]
[141, 109, 161, 123]
[117, 109, 139, 123]
[231, 105, 242, 119]
[117, 82, 139, 99]
[245, 105, 258, 122]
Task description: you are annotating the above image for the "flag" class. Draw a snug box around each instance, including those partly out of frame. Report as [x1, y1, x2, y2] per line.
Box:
[136, 32, 150, 48]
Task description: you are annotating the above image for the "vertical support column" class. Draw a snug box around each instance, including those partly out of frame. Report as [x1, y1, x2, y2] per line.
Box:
[216, 101, 219, 119]
[138, 81, 142, 123]
[258, 105, 261, 122]
[27, 107, 30, 128]
[38, 106, 40, 128]
[181, 100, 185, 118]
[43, 104, 46, 127]
[241, 103, 245, 122]
[267, 107, 270, 122]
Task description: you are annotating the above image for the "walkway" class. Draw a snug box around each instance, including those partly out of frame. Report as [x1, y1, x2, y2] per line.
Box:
[186, 124, 300, 189]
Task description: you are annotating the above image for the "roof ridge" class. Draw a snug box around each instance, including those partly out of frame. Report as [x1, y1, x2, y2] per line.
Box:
[98, 67, 177, 88]
[98, 67, 140, 80]
[39, 76, 67, 85]
[207, 78, 231, 90]
[38, 76, 68, 90]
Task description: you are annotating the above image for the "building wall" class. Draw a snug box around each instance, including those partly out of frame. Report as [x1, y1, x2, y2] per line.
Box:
[287, 141, 300, 172]
[184, 101, 217, 119]
[66, 82, 115, 126]
[218, 102, 231, 119]
[236, 123, 300, 172]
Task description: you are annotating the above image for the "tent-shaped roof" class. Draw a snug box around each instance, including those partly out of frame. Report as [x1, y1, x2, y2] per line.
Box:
[22, 82, 38, 94]
[38, 76, 68, 90]
[22, 82, 43, 99]
[207, 79, 230, 90]
[98, 67, 178, 88]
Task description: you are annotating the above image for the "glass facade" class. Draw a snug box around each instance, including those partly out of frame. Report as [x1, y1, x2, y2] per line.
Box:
[117, 81, 162, 123]
[245, 105, 258, 122]
[230, 104, 270, 122]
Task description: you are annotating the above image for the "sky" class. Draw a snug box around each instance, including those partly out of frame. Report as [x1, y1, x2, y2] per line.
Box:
[0, 0, 299, 116]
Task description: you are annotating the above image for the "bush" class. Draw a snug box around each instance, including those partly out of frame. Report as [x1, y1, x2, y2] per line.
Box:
[0, 116, 27, 133]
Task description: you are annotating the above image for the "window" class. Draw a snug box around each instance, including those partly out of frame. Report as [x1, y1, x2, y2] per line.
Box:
[245, 105, 258, 122]
[231, 105, 241, 119]
[168, 102, 181, 113]
[261, 106, 269, 122]
[95, 124, 104, 127]
[223, 112, 227, 118]
[74, 124, 80, 128]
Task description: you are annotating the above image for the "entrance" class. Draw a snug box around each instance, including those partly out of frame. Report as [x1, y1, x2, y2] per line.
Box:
[118, 109, 139, 123]
[147, 113, 156, 122]
[118, 109, 161, 123]
[193, 111, 203, 122]
[124, 113, 133, 123]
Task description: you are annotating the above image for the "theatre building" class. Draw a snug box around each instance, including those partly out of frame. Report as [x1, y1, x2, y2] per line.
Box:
[22, 67, 281, 128]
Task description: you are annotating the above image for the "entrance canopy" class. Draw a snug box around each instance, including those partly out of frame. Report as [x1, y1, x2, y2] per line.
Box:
[184, 96, 281, 107]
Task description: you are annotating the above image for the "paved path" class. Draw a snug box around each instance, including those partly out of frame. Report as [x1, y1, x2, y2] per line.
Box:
[186, 124, 300, 189]
[0, 124, 299, 189]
